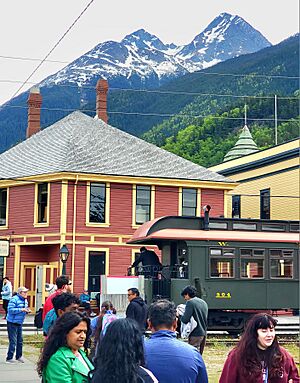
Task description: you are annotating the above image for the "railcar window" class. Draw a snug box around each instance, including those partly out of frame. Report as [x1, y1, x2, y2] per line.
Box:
[210, 248, 235, 278]
[241, 259, 264, 279]
[270, 249, 294, 257]
[209, 222, 228, 230]
[290, 224, 300, 232]
[233, 223, 257, 230]
[210, 249, 222, 256]
[240, 249, 265, 257]
[262, 224, 285, 231]
[270, 249, 294, 279]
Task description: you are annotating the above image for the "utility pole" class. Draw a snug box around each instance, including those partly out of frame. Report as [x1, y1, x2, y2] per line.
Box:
[274, 95, 278, 145]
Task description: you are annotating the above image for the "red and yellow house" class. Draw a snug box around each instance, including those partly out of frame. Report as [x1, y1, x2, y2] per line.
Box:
[0, 81, 235, 310]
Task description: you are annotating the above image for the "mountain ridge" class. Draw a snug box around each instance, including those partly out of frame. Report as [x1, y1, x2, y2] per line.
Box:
[0, 12, 275, 153]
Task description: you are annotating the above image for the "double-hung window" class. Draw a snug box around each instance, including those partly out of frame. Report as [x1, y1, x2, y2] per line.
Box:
[260, 189, 270, 219]
[37, 183, 48, 223]
[182, 188, 197, 216]
[89, 183, 106, 223]
[0, 188, 7, 226]
[232, 195, 241, 218]
[135, 185, 151, 225]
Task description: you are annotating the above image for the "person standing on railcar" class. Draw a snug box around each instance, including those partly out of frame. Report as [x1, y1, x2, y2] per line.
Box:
[219, 313, 299, 383]
[131, 247, 162, 278]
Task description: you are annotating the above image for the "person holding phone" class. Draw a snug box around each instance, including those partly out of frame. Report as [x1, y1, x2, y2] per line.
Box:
[6, 286, 31, 363]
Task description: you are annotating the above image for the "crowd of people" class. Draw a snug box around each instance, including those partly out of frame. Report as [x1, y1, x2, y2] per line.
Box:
[1, 272, 299, 382]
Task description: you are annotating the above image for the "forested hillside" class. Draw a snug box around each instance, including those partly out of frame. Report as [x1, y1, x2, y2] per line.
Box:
[107, 34, 299, 139]
[160, 97, 299, 167]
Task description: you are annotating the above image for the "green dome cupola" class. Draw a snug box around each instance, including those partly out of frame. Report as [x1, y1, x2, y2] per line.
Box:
[223, 125, 258, 162]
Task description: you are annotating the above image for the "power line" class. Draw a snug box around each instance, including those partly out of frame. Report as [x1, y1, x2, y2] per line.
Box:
[0, 176, 298, 199]
[0, 55, 69, 64]
[0, 80, 299, 101]
[109, 88, 299, 99]
[3, 103, 298, 122]
[1, 54, 299, 80]
[9, 0, 96, 100]
[194, 71, 300, 80]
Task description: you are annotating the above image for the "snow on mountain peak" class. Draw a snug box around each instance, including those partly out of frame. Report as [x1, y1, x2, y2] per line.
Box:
[42, 13, 271, 90]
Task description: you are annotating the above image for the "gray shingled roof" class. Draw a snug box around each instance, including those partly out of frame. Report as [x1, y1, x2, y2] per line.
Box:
[0, 111, 233, 183]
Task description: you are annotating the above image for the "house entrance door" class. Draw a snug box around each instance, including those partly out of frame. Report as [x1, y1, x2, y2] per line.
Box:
[20, 264, 38, 311]
[36, 263, 59, 310]
[20, 262, 59, 311]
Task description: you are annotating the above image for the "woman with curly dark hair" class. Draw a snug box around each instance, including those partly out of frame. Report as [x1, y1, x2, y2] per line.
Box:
[37, 311, 94, 383]
[90, 318, 158, 383]
[219, 313, 299, 383]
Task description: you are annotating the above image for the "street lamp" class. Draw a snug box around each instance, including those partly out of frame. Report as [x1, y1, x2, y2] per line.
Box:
[59, 244, 69, 275]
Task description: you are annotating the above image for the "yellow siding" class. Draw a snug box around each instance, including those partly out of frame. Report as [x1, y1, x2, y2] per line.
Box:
[210, 139, 300, 173]
[226, 168, 300, 220]
[226, 157, 299, 182]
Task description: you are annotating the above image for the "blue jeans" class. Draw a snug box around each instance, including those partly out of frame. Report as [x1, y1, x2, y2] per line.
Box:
[7, 321, 23, 360]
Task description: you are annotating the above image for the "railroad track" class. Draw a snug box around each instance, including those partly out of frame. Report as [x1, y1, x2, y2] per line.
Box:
[205, 334, 299, 345]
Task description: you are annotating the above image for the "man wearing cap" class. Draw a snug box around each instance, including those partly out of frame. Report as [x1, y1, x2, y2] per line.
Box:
[6, 286, 31, 363]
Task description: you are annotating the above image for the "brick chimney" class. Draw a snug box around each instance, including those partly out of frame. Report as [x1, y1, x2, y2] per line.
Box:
[96, 79, 108, 123]
[26, 87, 42, 138]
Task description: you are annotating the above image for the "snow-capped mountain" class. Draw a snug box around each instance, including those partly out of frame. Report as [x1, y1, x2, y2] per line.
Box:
[177, 13, 271, 69]
[43, 12, 271, 90]
[0, 12, 272, 154]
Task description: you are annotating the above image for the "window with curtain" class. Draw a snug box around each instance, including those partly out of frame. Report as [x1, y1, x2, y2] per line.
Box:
[260, 189, 270, 219]
[89, 183, 106, 223]
[37, 183, 48, 223]
[232, 195, 241, 218]
[0, 188, 7, 226]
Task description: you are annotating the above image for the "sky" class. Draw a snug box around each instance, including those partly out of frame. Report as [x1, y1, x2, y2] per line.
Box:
[0, 0, 298, 105]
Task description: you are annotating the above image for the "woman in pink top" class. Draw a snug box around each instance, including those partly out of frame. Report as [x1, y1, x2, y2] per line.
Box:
[219, 313, 299, 383]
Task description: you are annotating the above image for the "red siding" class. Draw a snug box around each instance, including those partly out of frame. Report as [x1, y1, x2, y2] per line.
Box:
[155, 186, 179, 217]
[20, 245, 60, 263]
[109, 183, 133, 233]
[72, 244, 85, 293]
[5, 254, 15, 285]
[2, 177, 225, 299]
[201, 189, 224, 217]
[7, 183, 61, 235]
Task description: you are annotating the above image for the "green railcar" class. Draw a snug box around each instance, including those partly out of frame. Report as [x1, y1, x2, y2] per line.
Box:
[128, 216, 299, 332]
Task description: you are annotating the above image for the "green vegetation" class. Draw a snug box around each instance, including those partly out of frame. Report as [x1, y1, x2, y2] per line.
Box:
[157, 100, 299, 167]
[108, 34, 299, 141]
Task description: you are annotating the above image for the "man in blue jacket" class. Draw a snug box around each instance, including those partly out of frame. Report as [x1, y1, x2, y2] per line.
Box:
[144, 299, 208, 383]
[6, 286, 31, 363]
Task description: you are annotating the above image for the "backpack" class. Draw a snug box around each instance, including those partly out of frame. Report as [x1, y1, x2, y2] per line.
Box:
[34, 308, 43, 329]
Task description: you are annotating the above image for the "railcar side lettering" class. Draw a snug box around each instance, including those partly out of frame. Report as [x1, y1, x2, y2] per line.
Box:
[216, 292, 231, 299]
